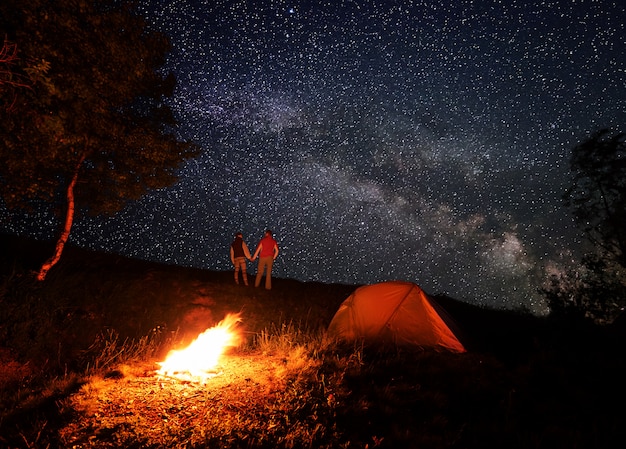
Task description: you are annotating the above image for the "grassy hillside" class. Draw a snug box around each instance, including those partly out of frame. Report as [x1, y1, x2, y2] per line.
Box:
[1, 232, 625, 448]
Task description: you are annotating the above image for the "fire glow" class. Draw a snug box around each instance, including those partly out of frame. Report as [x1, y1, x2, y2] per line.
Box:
[156, 313, 243, 381]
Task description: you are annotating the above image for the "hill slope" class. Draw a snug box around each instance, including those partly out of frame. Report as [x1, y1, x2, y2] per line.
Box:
[2, 232, 626, 448]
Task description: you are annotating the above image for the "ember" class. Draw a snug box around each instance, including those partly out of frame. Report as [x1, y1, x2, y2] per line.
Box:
[156, 313, 243, 381]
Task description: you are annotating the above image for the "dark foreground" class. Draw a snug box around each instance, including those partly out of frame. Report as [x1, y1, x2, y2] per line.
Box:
[1, 233, 625, 448]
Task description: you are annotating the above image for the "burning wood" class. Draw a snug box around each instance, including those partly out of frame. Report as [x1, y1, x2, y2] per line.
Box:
[156, 313, 243, 381]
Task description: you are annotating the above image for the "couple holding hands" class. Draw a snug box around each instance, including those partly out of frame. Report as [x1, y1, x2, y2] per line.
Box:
[230, 230, 279, 290]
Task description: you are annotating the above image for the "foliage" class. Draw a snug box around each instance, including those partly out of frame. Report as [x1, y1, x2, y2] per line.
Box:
[0, 0, 199, 215]
[544, 129, 626, 322]
[542, 254, 626, 323]
[565, 129, 626, 266]
[0, 37, 37, 111]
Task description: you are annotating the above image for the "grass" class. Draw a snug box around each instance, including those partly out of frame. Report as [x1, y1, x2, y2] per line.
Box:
[1, 232, 626, 448]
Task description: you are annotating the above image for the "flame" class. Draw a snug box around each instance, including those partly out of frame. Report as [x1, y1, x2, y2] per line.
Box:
[156, 313, 242, 380]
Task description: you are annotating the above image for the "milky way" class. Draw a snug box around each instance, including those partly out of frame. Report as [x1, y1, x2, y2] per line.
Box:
[4, 0, 626, 314]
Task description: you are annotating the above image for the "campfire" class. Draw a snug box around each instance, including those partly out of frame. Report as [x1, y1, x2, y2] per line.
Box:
[156, 312, 243, 382]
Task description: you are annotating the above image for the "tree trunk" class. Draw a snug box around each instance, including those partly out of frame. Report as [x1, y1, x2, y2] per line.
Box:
[36, 152, 86, 281]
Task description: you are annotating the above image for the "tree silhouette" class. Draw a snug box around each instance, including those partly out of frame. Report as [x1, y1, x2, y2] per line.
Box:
[543, 129, 626, 322]
[0, 0, 199, 279]
[565, 129, 626, 267]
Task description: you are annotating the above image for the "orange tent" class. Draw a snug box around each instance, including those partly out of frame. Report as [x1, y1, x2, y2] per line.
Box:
[327, 281, 466, 353]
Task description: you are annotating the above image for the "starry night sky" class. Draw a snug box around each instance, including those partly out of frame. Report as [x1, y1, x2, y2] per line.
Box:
[3, 0, 626, 313]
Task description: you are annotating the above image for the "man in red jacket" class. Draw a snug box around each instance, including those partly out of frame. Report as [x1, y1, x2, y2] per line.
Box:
[252, 229, 279, 290]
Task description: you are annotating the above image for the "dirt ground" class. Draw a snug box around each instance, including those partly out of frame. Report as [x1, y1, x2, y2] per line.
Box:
[58, 351, 316, 448]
